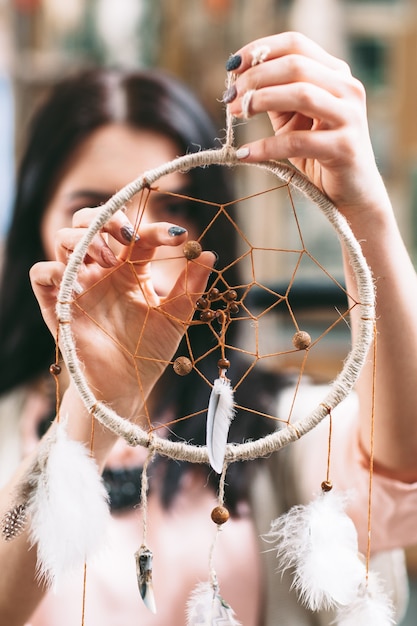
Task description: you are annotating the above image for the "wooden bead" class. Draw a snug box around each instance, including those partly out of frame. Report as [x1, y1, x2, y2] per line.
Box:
[217, 358, 230, 370]
[228, 303, 239, 314]
[173, 356, 193, 376]
[224, 289, 237, 301]
[183, 240, 202, 260]
[211, 505, 230, 525]
[49, 363, 62, 376]
[292, 330, 311, 350]
[321, 480, 333, 492]
[200, 309, 215, 322]
[196, 297, 209, 310]
[208, 287, 220, 300]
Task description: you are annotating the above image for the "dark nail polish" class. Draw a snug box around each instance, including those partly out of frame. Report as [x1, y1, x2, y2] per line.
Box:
[211, 251, 219, 268]
[168, 226, 187, 237]
[121, 224, 140, 243]
[226, 54, 242, 72]
[222, 85, 237, 104]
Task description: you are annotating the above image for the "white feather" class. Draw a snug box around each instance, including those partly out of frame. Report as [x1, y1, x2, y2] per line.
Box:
[186, 581, 241, 625]
[206, 378, 235, 473]
[27, 420, 111, 588]
[266, 490, 366, 611]
[335, 571, 395, 625]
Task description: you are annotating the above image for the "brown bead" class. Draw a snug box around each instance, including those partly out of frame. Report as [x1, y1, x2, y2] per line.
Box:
[217, 358, 231, 370]
[49, 363, 62, 376]
[292, 330, 311, 350]
[183, 240, 202, 260]
[200, 309, 215, 322]
[208, 288, 220, 300]
[173, 356, 193, 376]
[195, 297, 209, 310]
[321, 480, 333, 492]
[224, 289, 237, 301]
[211, 505, 230, 525]
[228, 303, 239, 314]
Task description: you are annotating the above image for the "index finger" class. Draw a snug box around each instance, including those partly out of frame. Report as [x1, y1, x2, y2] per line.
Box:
[227, 32, 348, 74]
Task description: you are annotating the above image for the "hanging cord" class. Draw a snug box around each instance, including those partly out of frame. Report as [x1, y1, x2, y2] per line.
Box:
[134, 444, 157, 614]
[223, 72, 236, 154]
[208, 462, 229, 589]
[365, 321, 378, 582]
[140, 444, 155, 547]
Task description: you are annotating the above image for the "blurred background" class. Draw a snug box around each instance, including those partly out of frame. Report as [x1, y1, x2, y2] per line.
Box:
[1, 0, 417, 244]
[2, 0, 417, 371]
[0, 0, 416, 622]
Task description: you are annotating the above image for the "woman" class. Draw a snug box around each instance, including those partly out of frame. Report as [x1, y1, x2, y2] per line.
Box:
[1, 32, 417, 625]
[0, 61, 283, 506]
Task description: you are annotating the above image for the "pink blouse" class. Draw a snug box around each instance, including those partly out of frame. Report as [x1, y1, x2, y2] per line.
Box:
[280, 384, 417, 555]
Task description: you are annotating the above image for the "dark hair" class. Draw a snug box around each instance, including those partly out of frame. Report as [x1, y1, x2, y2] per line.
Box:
[0, 68, 233, 392]
[0, 68, 287, 512]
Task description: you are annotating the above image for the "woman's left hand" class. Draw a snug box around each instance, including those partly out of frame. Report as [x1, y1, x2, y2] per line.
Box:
[30, 207, 215, 422]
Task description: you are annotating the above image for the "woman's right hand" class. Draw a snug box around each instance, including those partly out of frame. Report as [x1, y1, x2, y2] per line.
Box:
[30, 207, 215, 423]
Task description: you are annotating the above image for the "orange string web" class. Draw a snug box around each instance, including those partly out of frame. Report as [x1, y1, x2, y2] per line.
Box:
[67, 174, 358, 437]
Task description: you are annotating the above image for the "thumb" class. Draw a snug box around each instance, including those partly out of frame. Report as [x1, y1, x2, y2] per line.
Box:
[29, 261, 65, 333]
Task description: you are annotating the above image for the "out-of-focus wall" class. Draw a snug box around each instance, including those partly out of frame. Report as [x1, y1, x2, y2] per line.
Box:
[4, 0, 417, 248]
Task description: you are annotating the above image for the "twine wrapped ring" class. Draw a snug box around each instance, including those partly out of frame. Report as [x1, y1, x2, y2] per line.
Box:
[56, 148, 375, 465]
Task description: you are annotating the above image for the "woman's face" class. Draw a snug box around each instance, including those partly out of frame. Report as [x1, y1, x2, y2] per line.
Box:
[41, 124, 198, 295]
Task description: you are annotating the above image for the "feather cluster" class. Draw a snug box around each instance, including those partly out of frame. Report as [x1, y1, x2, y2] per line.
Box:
[335, 572, 395, 625]
[206, 378, 235, 474]
[265, 490, 395, 624]
[266, 490, 365, 611]
[26, 420, 111, 588]
[186, 581, 241, 626]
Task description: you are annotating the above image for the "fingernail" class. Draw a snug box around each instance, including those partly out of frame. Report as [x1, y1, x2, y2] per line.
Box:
[226, 54, 242, 72]
[222, 85, 237, 104]
[121, 224, 140, 243]
[168, 226, 187, 237]
[236, 147, 250, 160]
[101, 246, 118, 267]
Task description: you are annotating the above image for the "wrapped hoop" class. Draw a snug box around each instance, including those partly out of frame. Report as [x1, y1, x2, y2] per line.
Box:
[56, 147, 375, 465]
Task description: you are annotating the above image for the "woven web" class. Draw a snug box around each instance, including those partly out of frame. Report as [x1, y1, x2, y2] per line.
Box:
[67, 167, 357, 437]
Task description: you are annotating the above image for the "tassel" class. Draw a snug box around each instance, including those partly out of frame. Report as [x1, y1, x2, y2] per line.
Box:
[186, 581, 241, 625]
[335, 572, 395, 625]
[266, 490, 366, 611]
[27, 420, 111, 587]
[206, 378, 235, 473]
[135, 545, 157, 614]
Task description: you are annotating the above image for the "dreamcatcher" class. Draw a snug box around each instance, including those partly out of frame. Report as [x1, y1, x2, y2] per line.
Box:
[2, 48, 394, 625]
